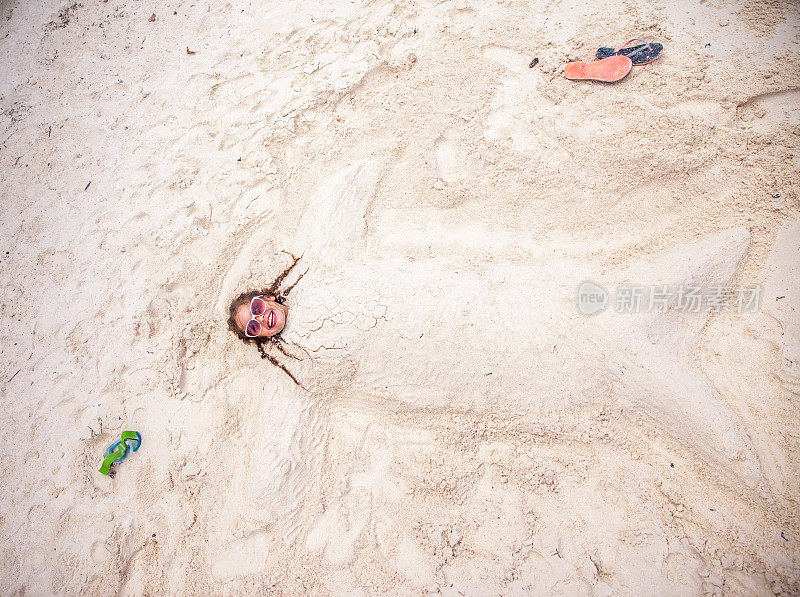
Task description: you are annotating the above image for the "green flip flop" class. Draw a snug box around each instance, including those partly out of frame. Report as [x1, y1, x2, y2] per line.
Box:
[99, 431, 142, 475]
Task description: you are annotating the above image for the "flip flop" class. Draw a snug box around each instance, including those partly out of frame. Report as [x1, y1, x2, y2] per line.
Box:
[596, 38, 663, 65]
[564, 55, 632, 82]
[99, 431, 142, 475]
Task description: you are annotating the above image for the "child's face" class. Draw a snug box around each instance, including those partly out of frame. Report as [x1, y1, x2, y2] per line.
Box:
[235, 297, 288, 338]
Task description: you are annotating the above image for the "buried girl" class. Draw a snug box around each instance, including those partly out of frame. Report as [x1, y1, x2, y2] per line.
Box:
[227, 252, 306, 387]
[224, 159, 756, 477]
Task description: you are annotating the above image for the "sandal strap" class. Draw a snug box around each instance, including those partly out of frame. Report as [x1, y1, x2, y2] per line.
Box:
[616, 38, 652, 59]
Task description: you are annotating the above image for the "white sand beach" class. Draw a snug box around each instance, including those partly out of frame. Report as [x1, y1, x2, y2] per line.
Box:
[1, 0, 799, 594]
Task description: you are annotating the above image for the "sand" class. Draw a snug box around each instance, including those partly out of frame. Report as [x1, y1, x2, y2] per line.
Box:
[1, 0, 799, 594]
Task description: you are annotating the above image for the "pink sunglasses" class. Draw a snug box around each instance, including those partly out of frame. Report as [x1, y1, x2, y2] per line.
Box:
[245, 296, 268, 337]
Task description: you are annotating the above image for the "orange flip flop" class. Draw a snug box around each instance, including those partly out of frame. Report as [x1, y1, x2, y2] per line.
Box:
[564, 55, 632, 82]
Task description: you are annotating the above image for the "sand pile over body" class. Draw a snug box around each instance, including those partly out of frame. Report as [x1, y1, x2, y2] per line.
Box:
[1, 0, 799, 594]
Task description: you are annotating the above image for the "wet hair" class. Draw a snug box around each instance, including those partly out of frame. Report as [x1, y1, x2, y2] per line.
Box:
[227, 253, 306, 386]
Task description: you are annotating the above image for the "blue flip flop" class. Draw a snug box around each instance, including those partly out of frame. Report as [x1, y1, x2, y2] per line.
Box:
[596, 38, 663, 65]
[99, 431, 142, 475]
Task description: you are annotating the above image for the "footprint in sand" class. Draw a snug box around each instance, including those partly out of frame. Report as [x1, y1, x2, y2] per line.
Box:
[433, 127, 468, 185]
[737, 89, 800, 134]
[211, 530, 273, 580]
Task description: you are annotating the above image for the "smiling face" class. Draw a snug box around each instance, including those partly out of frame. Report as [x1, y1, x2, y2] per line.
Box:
[234, 295, 288, 338]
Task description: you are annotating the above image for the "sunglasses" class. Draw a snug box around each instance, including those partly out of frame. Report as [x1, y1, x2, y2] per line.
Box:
[245, 296, 268, 337]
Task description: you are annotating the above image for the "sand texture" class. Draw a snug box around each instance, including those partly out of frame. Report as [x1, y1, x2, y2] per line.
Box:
[1, 0, 799, 594]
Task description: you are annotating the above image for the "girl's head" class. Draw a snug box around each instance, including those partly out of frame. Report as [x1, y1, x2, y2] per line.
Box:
[228, 291, 288, 341]
[226, 254, 305, 387]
